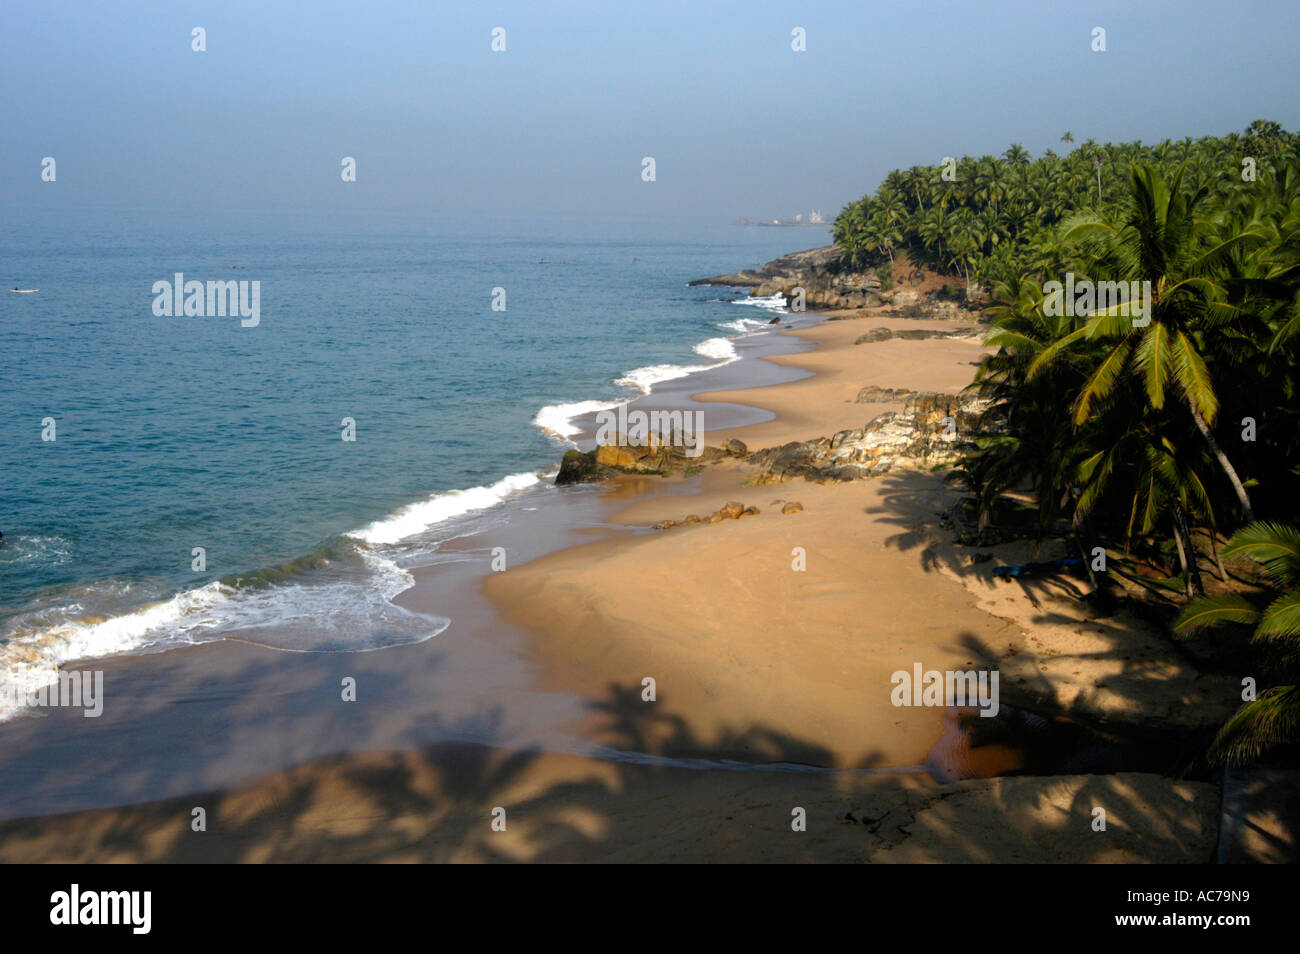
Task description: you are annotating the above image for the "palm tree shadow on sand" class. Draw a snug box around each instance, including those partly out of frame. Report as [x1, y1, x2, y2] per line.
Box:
[0, 671, 1220, 862]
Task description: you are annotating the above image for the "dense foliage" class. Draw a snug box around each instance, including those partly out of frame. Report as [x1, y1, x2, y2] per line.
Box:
[837, 122, 1300, 765]
[832, 121, 1298, 292]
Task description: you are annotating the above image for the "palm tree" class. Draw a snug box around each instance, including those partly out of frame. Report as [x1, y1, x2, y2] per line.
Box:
[1003, 143, 1031, 165]
[1061, 131, 1075, 147]
[948, 208, 980, 295]
[1176, 522, 1300, 764]
[1075, 413, 1218, 596]
[958, 274, 1095, 527]
[973, 157, 1006, 212]
[918, 205, 951, 262]
[871, 210, 901, 265]
[1030, 165, 1264, 524]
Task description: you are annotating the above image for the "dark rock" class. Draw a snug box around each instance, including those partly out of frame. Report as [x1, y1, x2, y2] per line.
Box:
[555, 449, 608, 485]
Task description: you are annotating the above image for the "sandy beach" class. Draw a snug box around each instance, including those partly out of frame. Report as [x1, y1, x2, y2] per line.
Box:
[0, 298, 1230, 863]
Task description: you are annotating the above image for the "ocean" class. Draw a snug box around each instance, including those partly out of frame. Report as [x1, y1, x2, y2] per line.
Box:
[0, 203, 823, 717]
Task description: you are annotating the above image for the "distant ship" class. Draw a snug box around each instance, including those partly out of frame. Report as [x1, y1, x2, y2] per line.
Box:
[736, 210, 825, 227]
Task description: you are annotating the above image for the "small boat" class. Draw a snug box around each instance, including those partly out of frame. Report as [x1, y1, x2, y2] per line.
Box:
[10, 288, 38, 293]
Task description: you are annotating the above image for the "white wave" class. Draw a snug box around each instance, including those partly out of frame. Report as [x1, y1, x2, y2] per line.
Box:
[615, 334, 742, 394]
[207, 550, 448, 653]
[348, 472, 543, 546]
[534, 331, 744, 437]
[614, 362, 705, 393]
[732, 292, 788, 312]
[693, 337, 737, 361]
[0, 549, 457, 721]
[0, 581, 232, 722]
[717, 317, 771, 333]
[533, 398, 625, 440]
[0, 472, 549, 720]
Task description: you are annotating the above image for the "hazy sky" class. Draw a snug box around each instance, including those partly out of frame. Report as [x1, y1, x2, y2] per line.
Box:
[3, 0, 1297, 225]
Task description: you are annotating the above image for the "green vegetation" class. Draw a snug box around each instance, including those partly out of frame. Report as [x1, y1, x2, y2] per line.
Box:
[832, 120, 1297, 292]
[1177, 523, 1300, 765]
[837, 122, 1300, 765]
[876, 263, 893, 292]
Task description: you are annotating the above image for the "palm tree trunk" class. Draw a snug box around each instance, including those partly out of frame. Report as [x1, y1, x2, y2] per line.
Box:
[1171, 505, 1204, 598]
[1205, 527, 1228, 582]
[1187, 402, 1255, 522]
[1071, 506, 1102, 591]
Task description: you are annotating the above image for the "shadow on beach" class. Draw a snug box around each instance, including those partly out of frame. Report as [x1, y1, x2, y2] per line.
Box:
[0, 674, 1219, 863]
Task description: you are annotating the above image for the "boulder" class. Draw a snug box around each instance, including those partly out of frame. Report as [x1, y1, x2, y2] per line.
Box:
[555, 449, 608, 485]
[558, 441, 729, 485]
[781, 501, 804, 514]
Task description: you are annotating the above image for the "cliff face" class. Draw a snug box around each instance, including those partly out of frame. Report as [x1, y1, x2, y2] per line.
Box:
[690, 245, 885, 309]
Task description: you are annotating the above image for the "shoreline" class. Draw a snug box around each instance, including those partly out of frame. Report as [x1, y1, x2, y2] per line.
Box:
[0, 307, 824, 822]
[0, 290, 1230, 862]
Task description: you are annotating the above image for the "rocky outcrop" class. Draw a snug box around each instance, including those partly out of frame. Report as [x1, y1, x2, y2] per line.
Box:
[745, 391, 998, 484]
[855, 327, 983, 345]
[875, 294, 972, 321]
[691, 246, 985, 314]
[690, 246, 884, 310]
[555, 440, 746, 485]
[855, 386, 915, 403]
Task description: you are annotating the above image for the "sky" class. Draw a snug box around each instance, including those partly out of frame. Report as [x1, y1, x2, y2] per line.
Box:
[2, 0, 1298, 225]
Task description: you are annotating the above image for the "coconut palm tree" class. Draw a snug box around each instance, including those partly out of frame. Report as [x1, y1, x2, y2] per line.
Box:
[1175, 521, 1300, 763]
[1003, 143, 1032, 165]
[1030, 165, 1265, 524]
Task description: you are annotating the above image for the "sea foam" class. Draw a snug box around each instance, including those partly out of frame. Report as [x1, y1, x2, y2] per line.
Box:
[348, 472, 543, 546]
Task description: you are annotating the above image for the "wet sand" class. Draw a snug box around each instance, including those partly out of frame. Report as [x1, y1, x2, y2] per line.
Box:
[0, 316, 826, 822]
[0, 304, 1227, 862]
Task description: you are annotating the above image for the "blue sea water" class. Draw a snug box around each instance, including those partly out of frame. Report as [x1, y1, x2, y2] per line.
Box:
[0, 203, 821, 710]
